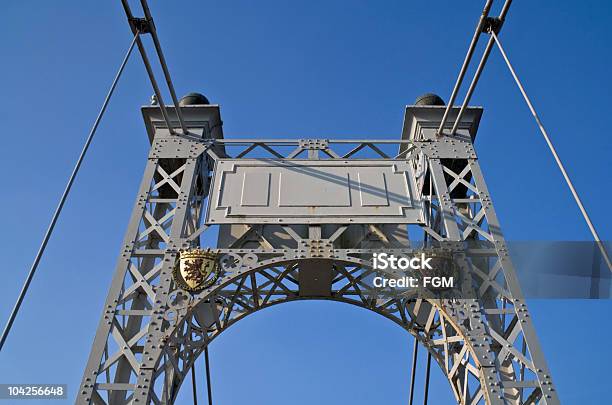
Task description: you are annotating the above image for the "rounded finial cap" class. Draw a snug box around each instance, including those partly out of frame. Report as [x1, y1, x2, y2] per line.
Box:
[414, 93, 445, 106]
[179, 92, 210, 106]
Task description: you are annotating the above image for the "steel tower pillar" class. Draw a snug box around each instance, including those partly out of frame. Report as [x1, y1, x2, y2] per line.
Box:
[77, 99, 559, 405]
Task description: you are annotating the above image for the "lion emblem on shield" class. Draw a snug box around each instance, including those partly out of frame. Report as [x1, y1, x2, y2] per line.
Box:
[172, 248, 220, 292]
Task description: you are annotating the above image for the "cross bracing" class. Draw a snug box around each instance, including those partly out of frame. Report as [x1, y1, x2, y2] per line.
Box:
[77, 127, 560, 404]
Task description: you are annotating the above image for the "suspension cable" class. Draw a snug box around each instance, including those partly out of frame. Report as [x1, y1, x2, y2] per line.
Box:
[191, 362, 199, 405]
[408, 337, 419, 405]
[0, 31, 140, 352]
[139, 0, 189, 134]
[423, 352, 431, 405]
[120, 0, 177, 135]
[437, 0, 494, 136]
[450, 0, 513, 135]
[204, 347, 213, 405]
[491, 30, 611, 271]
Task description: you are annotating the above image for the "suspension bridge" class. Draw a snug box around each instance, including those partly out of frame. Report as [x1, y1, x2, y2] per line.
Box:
[1, 1, 609, 404]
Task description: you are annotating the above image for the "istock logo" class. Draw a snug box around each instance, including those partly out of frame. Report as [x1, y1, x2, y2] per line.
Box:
[371, 252, 456, 290]
[372, 252, 433, 270]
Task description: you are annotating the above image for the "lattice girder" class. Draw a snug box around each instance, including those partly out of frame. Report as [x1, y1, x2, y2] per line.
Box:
[137, 256, 502, 405]
[78, 131, 558, 405]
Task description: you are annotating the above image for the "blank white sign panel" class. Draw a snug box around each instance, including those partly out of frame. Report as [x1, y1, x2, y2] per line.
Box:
[207, 159, 423, 224]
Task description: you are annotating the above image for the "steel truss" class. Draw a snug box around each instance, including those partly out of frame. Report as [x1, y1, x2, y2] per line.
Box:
[78, 133, 559, 405]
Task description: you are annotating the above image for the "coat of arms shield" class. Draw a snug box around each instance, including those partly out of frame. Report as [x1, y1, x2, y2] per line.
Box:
[172, 248, 220, 292]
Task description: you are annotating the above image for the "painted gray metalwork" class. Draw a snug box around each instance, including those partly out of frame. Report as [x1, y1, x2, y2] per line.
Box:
[77, 102, 559, 405]
[207, 159, 422, 224]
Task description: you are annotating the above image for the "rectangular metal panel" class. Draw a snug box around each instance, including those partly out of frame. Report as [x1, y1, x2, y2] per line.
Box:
[279, 170, 351, 207]
[358, 170, 389, 206]
[241, 172, 270, 206]
[206, 159, 423, 224]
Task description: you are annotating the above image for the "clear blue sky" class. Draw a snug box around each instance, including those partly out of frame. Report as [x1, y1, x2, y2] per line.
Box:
[0, 1, 610, 403]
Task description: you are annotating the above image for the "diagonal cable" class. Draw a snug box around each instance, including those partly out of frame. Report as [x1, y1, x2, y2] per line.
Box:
[491, 30, 611, 271]
[0, 31, 140, 352]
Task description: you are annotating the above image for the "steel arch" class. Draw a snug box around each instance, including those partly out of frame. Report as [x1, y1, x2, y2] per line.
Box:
[148, 256, 500, 404]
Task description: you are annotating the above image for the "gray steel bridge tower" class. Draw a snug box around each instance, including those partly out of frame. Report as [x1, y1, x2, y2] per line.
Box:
[77, 95, 559, 405]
